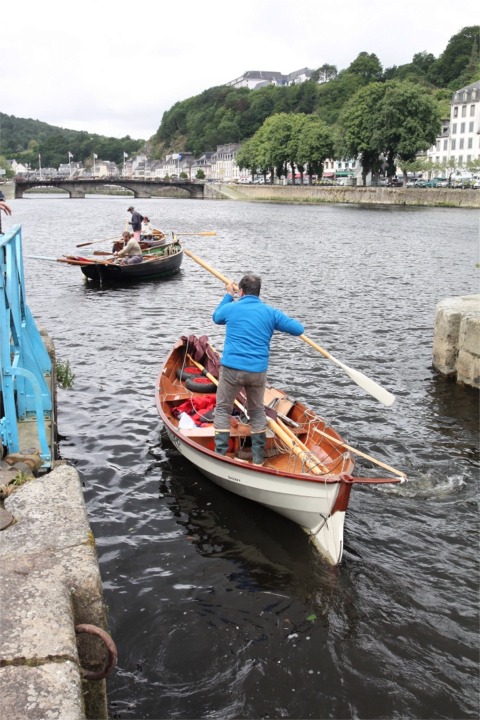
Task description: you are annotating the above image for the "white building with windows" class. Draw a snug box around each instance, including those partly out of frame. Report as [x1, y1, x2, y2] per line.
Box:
[427, 80, 480, 172]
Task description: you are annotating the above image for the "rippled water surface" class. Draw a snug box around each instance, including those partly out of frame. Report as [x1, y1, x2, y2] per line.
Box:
[8, 196, 479, 719]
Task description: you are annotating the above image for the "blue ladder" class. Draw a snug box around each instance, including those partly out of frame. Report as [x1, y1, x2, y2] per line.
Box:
[0, 224, 53, 469]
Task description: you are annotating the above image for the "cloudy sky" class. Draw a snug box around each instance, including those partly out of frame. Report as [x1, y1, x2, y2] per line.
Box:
[2, 0, 478, 141]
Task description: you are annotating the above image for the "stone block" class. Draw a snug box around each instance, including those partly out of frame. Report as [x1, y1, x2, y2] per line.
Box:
[0, 663, 84, 720]
[456, 348, 480, 388]
[433, 294, 480, 387]
[459, 313, 480, 357]
[0, 554, 78, 663]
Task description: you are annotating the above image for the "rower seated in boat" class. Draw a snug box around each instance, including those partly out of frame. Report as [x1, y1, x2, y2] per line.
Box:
[141, 218, 166, 247]
[114, 235, 144, 265]
[112, 230, 132, 253]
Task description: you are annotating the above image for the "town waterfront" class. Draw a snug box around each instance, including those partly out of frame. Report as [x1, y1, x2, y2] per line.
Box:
[10, 195, 479, 719]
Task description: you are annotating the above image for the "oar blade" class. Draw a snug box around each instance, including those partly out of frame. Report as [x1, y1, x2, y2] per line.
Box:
[342, 364, 396, 406]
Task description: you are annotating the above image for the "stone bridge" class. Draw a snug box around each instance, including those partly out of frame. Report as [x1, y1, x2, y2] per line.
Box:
[14, 177, 205, 199]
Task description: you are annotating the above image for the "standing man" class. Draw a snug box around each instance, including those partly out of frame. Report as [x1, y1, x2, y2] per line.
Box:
[212, 273, 304, 465]
[127, 205, 143, 243]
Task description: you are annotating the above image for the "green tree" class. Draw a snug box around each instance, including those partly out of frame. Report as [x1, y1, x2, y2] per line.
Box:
[337, 82, 387, 185]
[428, 26, 480, 87]
[296, 116, 335, 181]
[312, 64, 338, 83]
[347, 52, 383, 83]
[375, 81, 441, 183]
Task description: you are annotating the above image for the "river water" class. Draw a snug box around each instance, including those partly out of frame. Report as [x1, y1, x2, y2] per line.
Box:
[7, 195, 480, 719]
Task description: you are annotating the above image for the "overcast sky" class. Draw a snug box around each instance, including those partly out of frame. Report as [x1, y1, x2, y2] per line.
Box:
[2, 0, 478, 141]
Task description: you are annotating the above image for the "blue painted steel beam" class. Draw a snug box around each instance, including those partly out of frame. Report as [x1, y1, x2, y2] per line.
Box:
[0, 224, 53, 467]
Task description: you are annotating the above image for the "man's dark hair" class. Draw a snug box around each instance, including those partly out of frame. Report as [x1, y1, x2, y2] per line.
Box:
[239, 273, 261, 296]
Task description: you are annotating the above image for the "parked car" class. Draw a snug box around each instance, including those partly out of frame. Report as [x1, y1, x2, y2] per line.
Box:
[414, 179, 427, 188]
[452, 177, 473, 189]
[424, 178, 446, 188]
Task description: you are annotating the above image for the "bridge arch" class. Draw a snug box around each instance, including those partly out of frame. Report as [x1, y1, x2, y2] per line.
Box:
[14, 178, 205, 200]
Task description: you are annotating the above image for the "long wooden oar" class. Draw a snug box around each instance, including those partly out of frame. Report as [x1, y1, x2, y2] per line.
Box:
[76, 236, 120, 248]
[183, 248, 396, 407]
[186, 354, 327, 474]
[310, 426, 406, 479]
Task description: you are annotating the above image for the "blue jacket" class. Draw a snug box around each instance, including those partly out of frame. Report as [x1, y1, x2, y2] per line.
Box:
[212, 294, 304, 372]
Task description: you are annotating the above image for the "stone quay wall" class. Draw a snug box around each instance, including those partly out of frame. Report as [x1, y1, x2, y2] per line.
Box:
[432, 294, 480, 388]
[0, 463, 111, 720]
[208, 183, 480, 208]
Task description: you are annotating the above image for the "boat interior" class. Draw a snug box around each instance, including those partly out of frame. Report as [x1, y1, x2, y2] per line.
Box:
[159, 344, 353, 478]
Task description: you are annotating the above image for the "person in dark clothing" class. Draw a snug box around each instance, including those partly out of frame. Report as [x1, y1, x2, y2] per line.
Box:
[212, 273, 304, 465]
[127, 206, 143, 243]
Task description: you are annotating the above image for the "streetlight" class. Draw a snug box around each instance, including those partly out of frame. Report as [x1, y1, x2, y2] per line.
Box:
[93, 153, 98, 177]
[123, 152, 128, 177]
[68, 151, 73, 178]
[38, 154, 42, 180]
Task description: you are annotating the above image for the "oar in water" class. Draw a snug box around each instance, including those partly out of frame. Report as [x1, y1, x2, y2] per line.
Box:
[183, 248, 396, 407]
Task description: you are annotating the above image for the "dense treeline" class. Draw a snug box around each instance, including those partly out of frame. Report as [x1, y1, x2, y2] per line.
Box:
[152, 26, 479, 157]
[0, 113, 144, 173]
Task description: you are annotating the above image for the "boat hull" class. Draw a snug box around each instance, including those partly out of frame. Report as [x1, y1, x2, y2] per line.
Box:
[165, 425, 347, 564]
[80, 244, 183, 283]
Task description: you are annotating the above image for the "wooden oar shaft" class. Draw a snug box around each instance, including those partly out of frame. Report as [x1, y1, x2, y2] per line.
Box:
[183, 249, 237, 288]
[311, 426, 406, 479]
[184, 249, 396, 407]
[300, 334, 332, 361]
[76, 236, 120, 248]
[275, 418, 329, 473]
[185, 354, 324, 475]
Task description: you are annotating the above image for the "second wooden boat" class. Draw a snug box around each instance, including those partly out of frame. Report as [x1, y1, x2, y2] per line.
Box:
[60, 239, 183, 284]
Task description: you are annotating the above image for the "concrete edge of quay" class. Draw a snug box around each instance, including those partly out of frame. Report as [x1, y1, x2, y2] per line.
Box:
[0, 462, 111, 720]
[206, 183, 480, 208]
[433, 294, 480, 389]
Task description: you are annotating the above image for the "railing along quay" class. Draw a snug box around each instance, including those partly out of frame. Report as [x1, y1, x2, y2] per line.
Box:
[0, 224, 54, 469]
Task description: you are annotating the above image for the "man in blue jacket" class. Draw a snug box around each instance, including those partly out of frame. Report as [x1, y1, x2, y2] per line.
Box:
[212, 273, 304, 465]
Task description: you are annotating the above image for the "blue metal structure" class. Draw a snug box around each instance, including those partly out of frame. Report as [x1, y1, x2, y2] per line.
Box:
[0, 224, 53, 468]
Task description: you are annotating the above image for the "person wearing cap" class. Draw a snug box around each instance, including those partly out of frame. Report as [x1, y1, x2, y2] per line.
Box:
[127, 205, 143, 243]
[212, 273, 304, 465]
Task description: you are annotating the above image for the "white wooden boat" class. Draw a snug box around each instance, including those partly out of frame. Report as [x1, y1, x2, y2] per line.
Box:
[155, 336, 405, 564]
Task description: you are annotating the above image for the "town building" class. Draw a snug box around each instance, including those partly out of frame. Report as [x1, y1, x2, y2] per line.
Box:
[226, 68, 314, 90]
[427, 80, 480, 173]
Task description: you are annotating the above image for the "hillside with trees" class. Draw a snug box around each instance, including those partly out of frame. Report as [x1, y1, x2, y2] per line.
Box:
[152, 26, 479, 157]
[0, 114, 144, 175]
